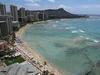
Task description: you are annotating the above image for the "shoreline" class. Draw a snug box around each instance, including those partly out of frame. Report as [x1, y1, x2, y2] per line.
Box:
[16, 22, 64, 75]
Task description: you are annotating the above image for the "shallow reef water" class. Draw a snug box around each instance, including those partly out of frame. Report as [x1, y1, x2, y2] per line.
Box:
[23, 18, 100, 75]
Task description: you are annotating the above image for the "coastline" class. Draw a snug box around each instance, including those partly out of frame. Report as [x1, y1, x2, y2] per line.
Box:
[16, 22, 63, 75]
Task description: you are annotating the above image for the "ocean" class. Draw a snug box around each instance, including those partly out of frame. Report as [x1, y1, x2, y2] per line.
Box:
[23, 17, 100, 75]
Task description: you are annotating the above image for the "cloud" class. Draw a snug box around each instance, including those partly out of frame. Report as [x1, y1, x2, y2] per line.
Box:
[23, 0, 40, 9]
[32, 3, 40, 7]
[28, 3, 40, 7]
[48, 0, 55, 3]
[58, 4, 73, 9]
[80, 4, 100, 9]
[58, 4, 67, 9]
[65, 4, 100, 14]
[24, 0, 41, 3]
[58, 4, 100, 10]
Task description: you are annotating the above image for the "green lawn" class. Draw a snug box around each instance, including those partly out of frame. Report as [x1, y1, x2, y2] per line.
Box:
[4, 55, 25, 66]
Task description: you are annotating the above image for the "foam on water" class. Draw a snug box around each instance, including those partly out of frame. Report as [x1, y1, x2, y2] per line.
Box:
[79, 29, 85, 33]
[47, 20, 52, 22]
[92, 39, 99, 43]
[80, 36, 99, 43]
[23, 18, 100, 75]
[56, 21, 59, 22]
[85, 37, 90, 40]
[52, 24, 57, 27]
[71, 30, 78, 33]
[71, 29, 85, 34]
[65, 27, 69, 30]
[79, 36, 84, 38]
[65, 26, 76, 31]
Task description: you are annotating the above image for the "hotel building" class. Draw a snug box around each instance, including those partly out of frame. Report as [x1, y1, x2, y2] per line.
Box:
[0, 3, 6, 15]
[0, 3, 13, 38]
[25, 10, 34, 22]
[18, 7, 27, 26]
[0, 15, 13, 38]
[10, 5, 18, 21]
[10, 5, 20, 30]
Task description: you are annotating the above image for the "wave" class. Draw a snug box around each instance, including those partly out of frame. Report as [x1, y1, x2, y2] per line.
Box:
[85, 37, 90, 40]
[85, 37, 99, 43]
[79, 36, 99, 43]
[86, 18, 100, 21]
[55, 21, 59, 23]
[65, 27, 70, 30]
[71, 30, 78, 33]
[60, 19, 64, 21]
[92, 39, 99, 43]
[52, 24, 57, 27]
[79, 29, 85, 33]
[65, 26, 76, 30]
[47, 20, 52, 22]
[79, 36, 92, 41]
[71, 29, 85, 33]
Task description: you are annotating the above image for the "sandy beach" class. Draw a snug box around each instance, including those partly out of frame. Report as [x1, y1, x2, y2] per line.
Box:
[16, 22, 63, 75]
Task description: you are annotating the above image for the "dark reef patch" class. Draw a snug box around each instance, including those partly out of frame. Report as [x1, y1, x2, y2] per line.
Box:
[65, 44, 100, 55]
[54, 42, 65, 48]
[96, 60, 100, 67]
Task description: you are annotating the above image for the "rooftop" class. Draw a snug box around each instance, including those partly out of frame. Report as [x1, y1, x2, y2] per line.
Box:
[0, 40, 6, 45]
[0, 61, 41, 75]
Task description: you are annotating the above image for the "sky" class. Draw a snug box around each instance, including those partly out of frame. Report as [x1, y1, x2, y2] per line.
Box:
[0, 0, 100, 14]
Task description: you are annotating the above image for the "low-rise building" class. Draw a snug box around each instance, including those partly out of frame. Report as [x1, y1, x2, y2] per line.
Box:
[0, 40, 8, 57]
[0, 61, 41, 75]
[0, 40, 7, 51]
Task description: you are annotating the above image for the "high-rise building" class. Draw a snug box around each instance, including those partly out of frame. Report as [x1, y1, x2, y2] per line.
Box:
[43, 11, 49, 20]
[10, 5, 18, 21]
[32, 11, 40, 21]
[18, 7, 26, 26]
[0, 3, 6, 15]
[25, 10, 31, 16]
[0, 21, 7, 37]
[0, 15, 13, 37]
[10, 5, 20, 31]
[0, 4, 13, 39]
[32, 11, 48, 21]
[25, 10, 34, 22]
[18, 7, 25, 18]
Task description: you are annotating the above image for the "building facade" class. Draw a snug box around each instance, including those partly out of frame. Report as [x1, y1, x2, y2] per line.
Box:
[10, 5, 18, 21]
[32, 11, 48, 21]
[0, 3, 6, 15]
[25, 10, 34, 22]
[0, 15, 13, 38]
[18, 7, 25, 18]
[32, 11, 40, 21]
[18, 7, 26, 26]
[10, 5, 20, 31]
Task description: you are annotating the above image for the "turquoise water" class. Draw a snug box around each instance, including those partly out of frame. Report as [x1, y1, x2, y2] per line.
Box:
[23, 17, 100, 75]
